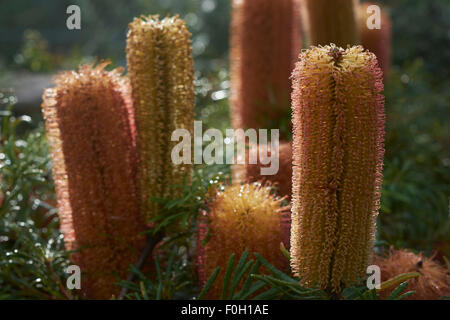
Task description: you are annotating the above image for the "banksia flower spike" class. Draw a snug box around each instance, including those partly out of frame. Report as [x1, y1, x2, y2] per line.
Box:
[300, 0, 360, 47]
[290, 45, 385, 293]
[41, 62, 146, 299]
[232, 141, 293, 199]
[230, 0, 302, 138]
[126, 15, 194, 222]
[359, 2, 392, 78]
[374, 249, 450, 300]
[197, 183, 290, 299]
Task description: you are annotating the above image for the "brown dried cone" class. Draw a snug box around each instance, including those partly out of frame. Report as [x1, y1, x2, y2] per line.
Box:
[126, 15, 194, 223]
[232, 141, 292, 199]
[230, 0, 302, 139]
[41, 62, 146, 299]
[299, 0, 360, 47]
[374, 249, 450, 300]
[358, 2, 392, 78]
[197, 183, 290, 299]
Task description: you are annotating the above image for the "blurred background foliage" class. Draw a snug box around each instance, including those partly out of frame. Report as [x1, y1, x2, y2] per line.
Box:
[0, 0, 449, 298]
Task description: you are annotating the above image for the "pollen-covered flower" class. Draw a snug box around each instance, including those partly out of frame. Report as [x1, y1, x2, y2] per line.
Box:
[299, 0, 360, 47]
[41, 62, 146, 299]
[126, 15, 194, 222]
[232, 141, 293, 199]
[230, 0, 302, 138]
[197, 183, 290, 299]
[374, 249, 450, 300]
[359, 2, 391, 77]
[290, 45, 385, 293]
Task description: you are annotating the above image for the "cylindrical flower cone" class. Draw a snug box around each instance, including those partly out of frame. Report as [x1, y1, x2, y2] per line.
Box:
[41, 62, 146, 299]
[358, 2, 392, 78]
[126, 15, 195, 223]
[290, 45, 385, 293]
[299, 0, 360, 47]
[230, 0, 302, 139]
[197, 183, 290, 299]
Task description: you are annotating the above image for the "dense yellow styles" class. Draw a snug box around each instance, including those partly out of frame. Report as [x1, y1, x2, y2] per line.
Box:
[230, 0, 302, 139]
[290, 45, 385, 293]
[126, 15, 194, 222]
[197, 183, 290, 299]
[41, 63, 146, 299]
[300, 0, 360, 47]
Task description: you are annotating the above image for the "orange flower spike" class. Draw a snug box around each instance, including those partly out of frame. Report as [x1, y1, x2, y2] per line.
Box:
[290, 45, 385, 293]
[300, 0, 360, 47]
[374, 249, 450, 300]
[41, 62, 146, 299]
[359, 2, 392, 78]
[230, 0, 302, 138]
[197, 183, 290, 299]
[232, 141, 293, 199]
[126, 15, 194, 222]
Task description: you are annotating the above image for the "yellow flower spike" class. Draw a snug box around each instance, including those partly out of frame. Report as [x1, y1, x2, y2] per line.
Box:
[197, 183, 290, 299]
[290, 45, 385, 293]
[126, 15, 194, 222]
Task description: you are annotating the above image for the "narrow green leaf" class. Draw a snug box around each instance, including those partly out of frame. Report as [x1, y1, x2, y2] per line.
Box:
[221, 253, 236, 299]
[229, 259, 253, 299]
[198, 267, 221, 300]
[387, 281, 409, 300]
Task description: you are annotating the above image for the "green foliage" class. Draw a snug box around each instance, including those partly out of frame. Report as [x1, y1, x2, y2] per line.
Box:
[196, 251, 418, 300]
[117, 247, 196, 300]
[0, 99, 72, 299]
[13, 30, 58, 73]
[379, 61, 450, 253]
[0, 0, 230, 74]
[381, 0, 450, 81]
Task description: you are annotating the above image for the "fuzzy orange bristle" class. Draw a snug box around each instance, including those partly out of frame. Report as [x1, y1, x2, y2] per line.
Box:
[374, 249, 450, 300]
[41, 62, 146, 299]
[230, 0, 302, 139]
[232, 141, 293, 199]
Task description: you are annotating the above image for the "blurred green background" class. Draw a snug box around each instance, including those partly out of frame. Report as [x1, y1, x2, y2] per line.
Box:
[0, 0, 449, 270]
